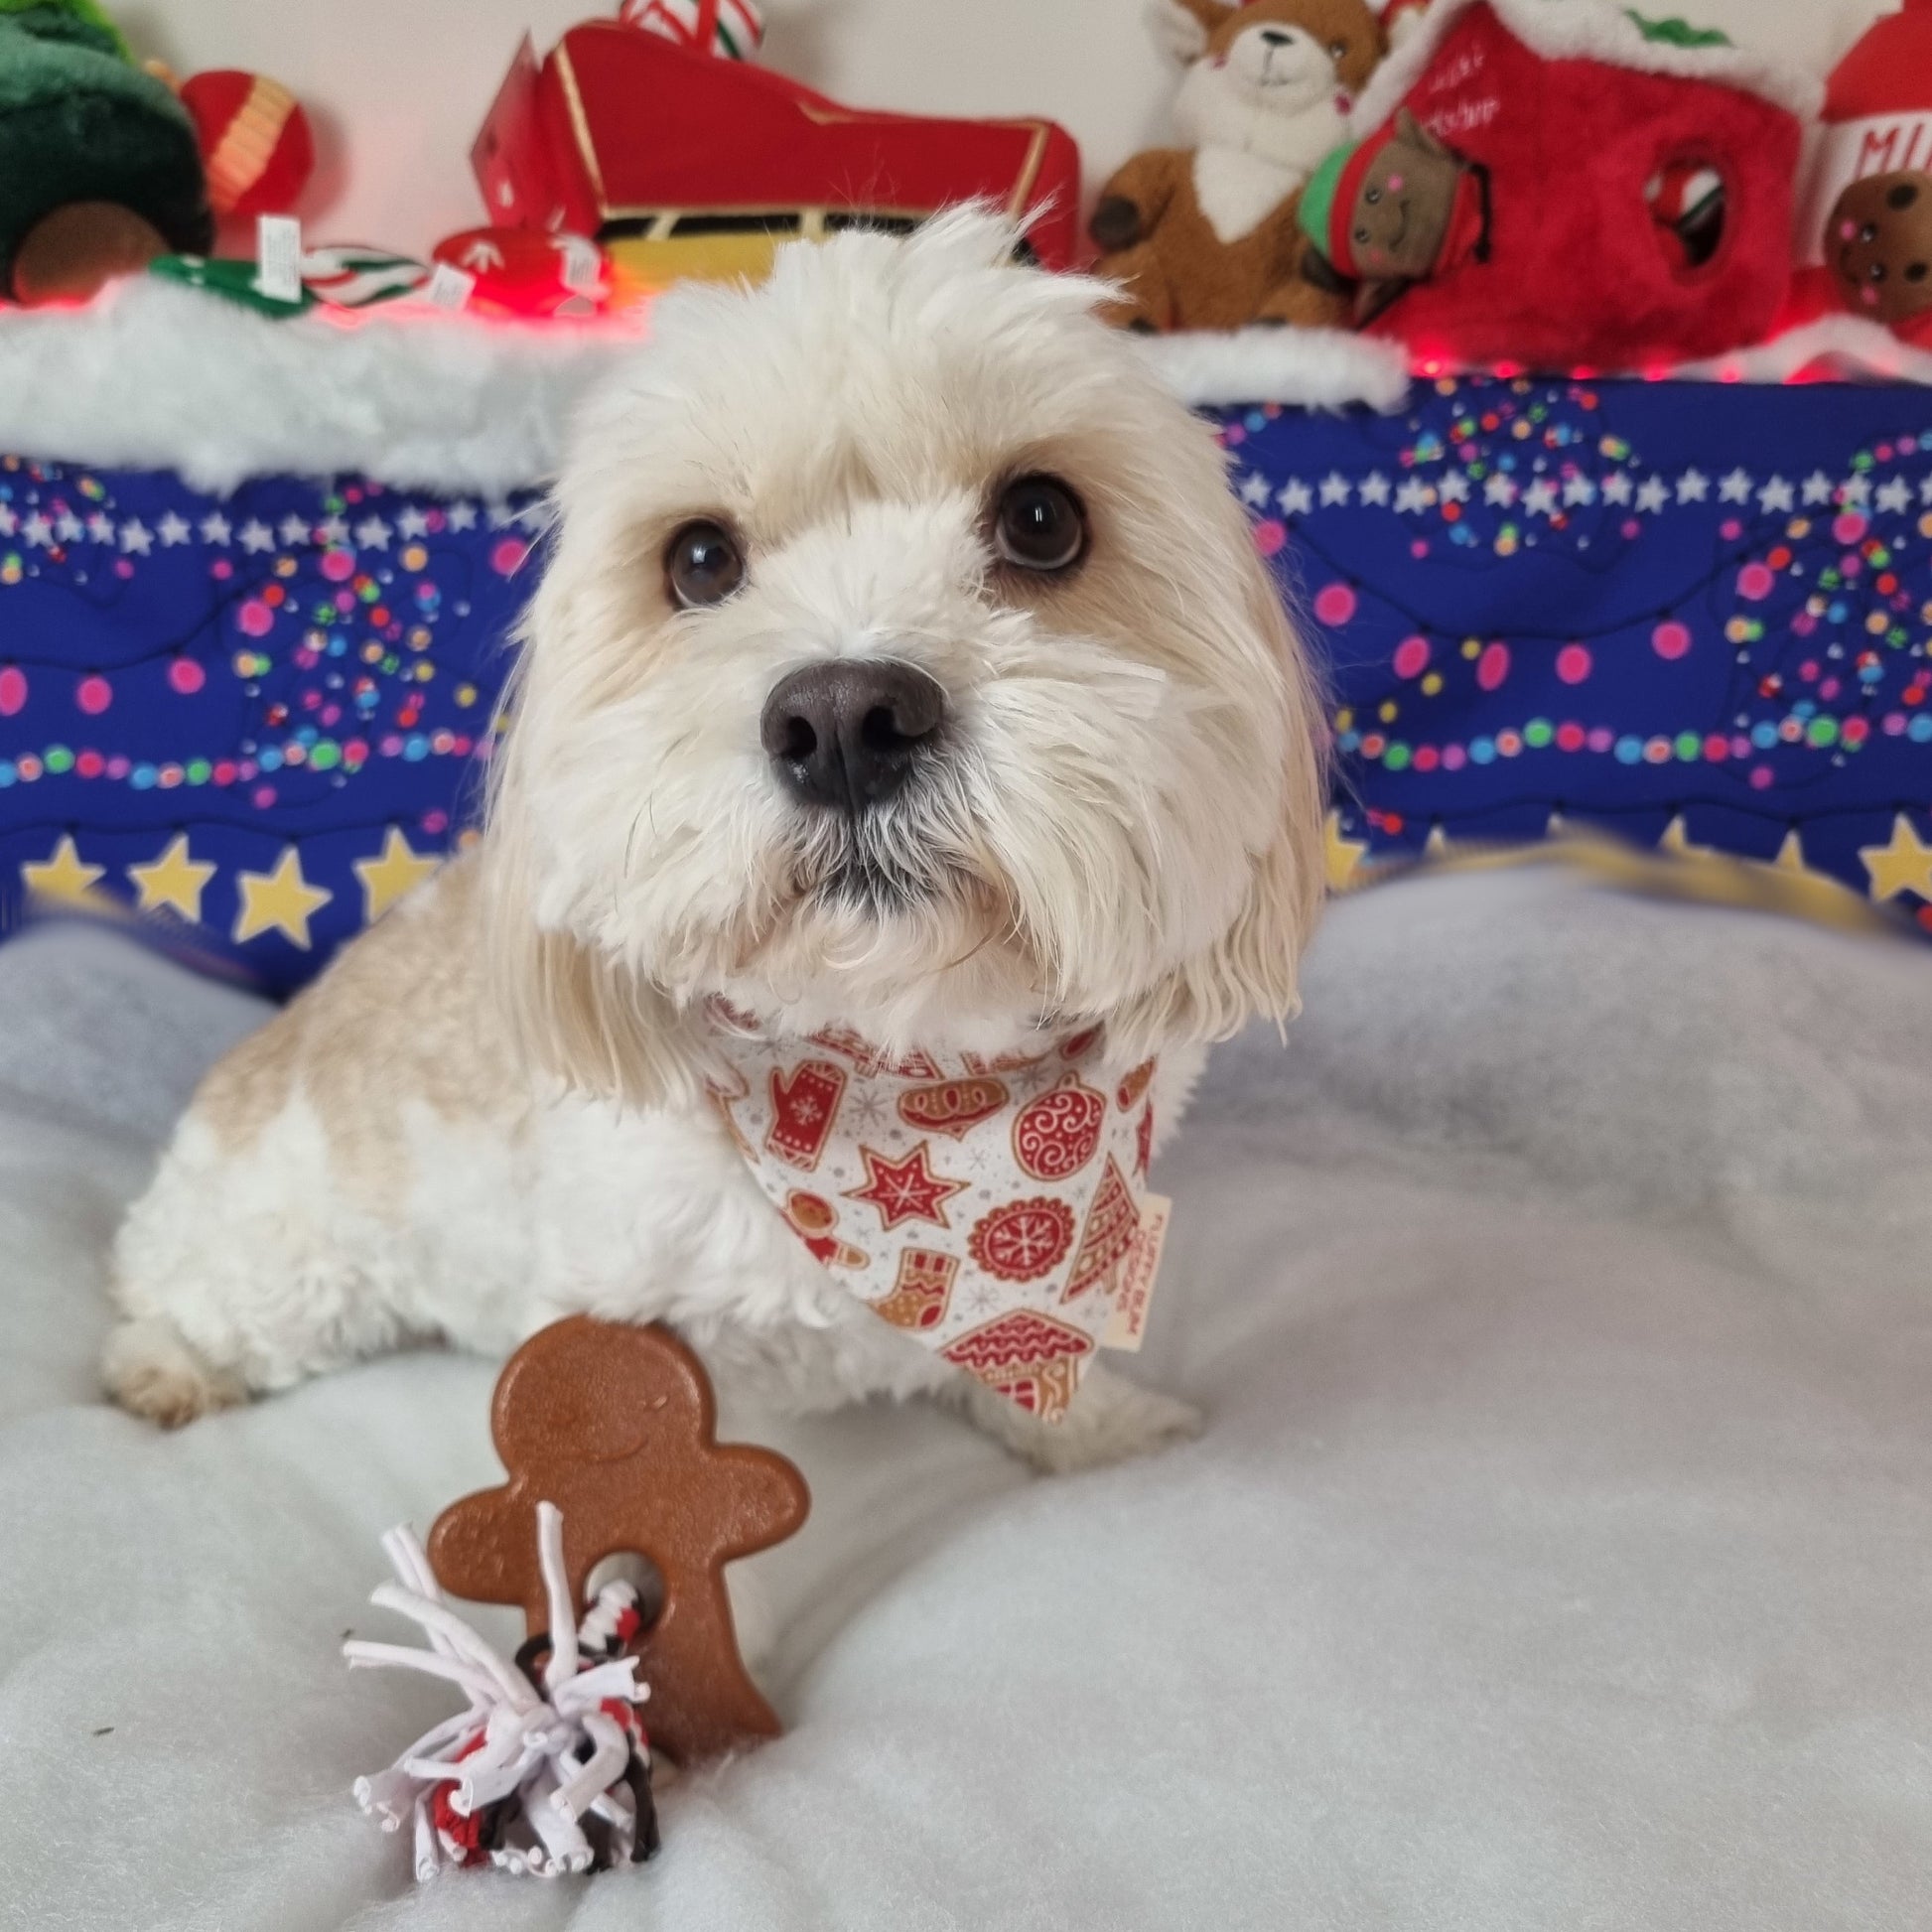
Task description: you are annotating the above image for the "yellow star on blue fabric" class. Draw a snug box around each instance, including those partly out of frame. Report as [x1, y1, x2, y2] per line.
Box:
[1860, 815, 1932, 902]
[128, 834, 216, 921]
[233, 847, 332, 948]
[1657, 814, 1713, 860]
[1324, 811, 1369, 892]
[21, 834, 103, 906]
[352, 826, 439, 923]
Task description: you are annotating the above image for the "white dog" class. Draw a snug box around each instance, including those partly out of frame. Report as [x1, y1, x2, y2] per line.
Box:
[103, 210, 1326, 1472]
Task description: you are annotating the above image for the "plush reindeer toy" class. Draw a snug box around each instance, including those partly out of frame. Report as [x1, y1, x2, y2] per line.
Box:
[1089, 0, 1388, 332]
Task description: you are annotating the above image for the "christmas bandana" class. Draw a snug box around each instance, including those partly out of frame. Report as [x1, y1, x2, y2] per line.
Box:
[704, 1007, 1163, 1422]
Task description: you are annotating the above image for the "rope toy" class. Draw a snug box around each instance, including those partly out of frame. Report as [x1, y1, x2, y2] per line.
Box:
[345, 1502, 660, 1878]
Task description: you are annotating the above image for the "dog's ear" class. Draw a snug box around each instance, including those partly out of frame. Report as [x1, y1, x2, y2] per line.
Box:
[1111, 565, 1329, 1057]
[1147, 0, 1230, 64]
[479, 596, 709, 1113]
[481, 873, 705, 1111]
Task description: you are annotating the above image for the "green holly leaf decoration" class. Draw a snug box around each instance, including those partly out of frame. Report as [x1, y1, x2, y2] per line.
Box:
[1624, 9, 1732, 49]
[150, 254, 317, 319]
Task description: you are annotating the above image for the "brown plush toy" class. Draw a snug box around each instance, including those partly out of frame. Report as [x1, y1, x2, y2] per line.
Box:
[1297, 107, 1491, 324]
[1827, 171, 1932, 334]
[1089, 0, 1387, 332]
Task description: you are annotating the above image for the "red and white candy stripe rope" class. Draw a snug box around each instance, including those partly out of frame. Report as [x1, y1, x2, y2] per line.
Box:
[621, 0, 766, 61]
[345, 1504, 656, 1879]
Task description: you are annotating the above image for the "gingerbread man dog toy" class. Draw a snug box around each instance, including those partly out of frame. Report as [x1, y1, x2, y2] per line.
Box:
[346, 1319, 807, 1878]
[430, 1317, 809, 1764]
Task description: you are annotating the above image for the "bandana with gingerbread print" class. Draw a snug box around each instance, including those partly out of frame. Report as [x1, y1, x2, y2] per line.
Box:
[703, 1006, 1166, 1423]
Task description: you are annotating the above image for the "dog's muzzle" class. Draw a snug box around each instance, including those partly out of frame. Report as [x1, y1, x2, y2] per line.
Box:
[760, 659, 946, 817]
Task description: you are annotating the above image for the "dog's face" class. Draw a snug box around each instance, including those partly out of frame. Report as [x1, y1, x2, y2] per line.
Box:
[485, 212, 1325, 1102]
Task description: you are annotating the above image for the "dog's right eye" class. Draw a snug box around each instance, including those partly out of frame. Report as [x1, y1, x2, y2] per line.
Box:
[665, 520, 746, 608]
[993, 476, 1088, 574]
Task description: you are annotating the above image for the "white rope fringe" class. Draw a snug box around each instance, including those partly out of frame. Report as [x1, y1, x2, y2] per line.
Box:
[345, 1502, 658, 1879]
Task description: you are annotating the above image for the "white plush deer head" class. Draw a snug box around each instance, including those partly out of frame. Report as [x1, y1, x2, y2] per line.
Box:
[1153, 0, 1387, 177]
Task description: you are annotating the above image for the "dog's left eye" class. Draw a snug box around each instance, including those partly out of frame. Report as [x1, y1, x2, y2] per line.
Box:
[993, 475, 1087, 574]
[665, 519, 747, 608]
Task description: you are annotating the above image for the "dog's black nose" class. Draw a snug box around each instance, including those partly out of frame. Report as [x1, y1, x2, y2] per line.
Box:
[760, 659, 945, 812]
[1260, 26, 1297, 46]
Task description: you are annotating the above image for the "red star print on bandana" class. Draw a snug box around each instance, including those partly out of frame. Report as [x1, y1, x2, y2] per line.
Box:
[842, 1141, 969, 1232]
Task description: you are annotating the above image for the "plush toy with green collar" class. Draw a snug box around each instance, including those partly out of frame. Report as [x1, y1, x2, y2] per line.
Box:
[0, 0, 212, 304]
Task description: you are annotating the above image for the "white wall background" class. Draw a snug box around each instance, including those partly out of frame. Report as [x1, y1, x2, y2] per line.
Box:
[122, 0, 1900, 260]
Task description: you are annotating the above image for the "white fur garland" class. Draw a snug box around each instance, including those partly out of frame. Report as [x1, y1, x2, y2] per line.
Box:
[0, 277, 638, 497]
[1673, 312, 1932, 387]
[345, 1505, 658, 1880]
[0, 272, 1410, 495]
[1134, 325, 1412, 411]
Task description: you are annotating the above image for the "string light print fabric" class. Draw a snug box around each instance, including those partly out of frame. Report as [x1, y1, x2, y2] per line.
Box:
[1223, 375, 1932, 935]
[0, 460, 534, 990]
[9, 375, 1932, 1000]
[703, 1006, 1162, 1422]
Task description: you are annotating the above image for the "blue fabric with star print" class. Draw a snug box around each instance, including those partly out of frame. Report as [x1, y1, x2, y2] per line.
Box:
[1225, 376, 1932, 934]
[0, 464, 534, 992]
[6, 374, 1932, 998]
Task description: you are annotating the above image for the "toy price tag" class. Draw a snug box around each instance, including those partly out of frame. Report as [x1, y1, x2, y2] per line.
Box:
[425, 262, 477, 312]
[255, 215, 303, 303]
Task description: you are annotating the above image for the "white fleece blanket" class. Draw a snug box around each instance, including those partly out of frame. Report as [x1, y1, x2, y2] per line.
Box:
[2, 865, 1929, 1930]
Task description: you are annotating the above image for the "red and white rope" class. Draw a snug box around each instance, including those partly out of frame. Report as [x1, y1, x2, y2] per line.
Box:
[345, 1503, 655, 1879]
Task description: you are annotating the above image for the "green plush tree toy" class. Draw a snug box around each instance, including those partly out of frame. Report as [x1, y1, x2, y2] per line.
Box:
[0, 0, 212, 304]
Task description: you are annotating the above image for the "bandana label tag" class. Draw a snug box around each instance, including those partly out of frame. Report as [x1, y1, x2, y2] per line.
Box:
[1102, 1192, 1170, 1353]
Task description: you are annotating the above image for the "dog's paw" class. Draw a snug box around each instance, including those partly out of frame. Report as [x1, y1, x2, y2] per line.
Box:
[101, 1315, 245, 1428]
[1025, 1374, 1202, 1475]
[963, 1361, 1202, 1475]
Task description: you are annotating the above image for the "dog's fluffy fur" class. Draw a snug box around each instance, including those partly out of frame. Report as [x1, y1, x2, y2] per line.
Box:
[103, 211, 1326, 1471]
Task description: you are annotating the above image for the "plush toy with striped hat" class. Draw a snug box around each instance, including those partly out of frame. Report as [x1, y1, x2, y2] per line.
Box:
[621, 0, 765, 62]
[1298, 107, 1489, 322]
[1788, 0, 1932, 343]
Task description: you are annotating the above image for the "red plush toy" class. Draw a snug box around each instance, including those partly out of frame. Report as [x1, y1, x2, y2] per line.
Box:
[430, 226, 611, 318]
[1305, 0, 1815, 370]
